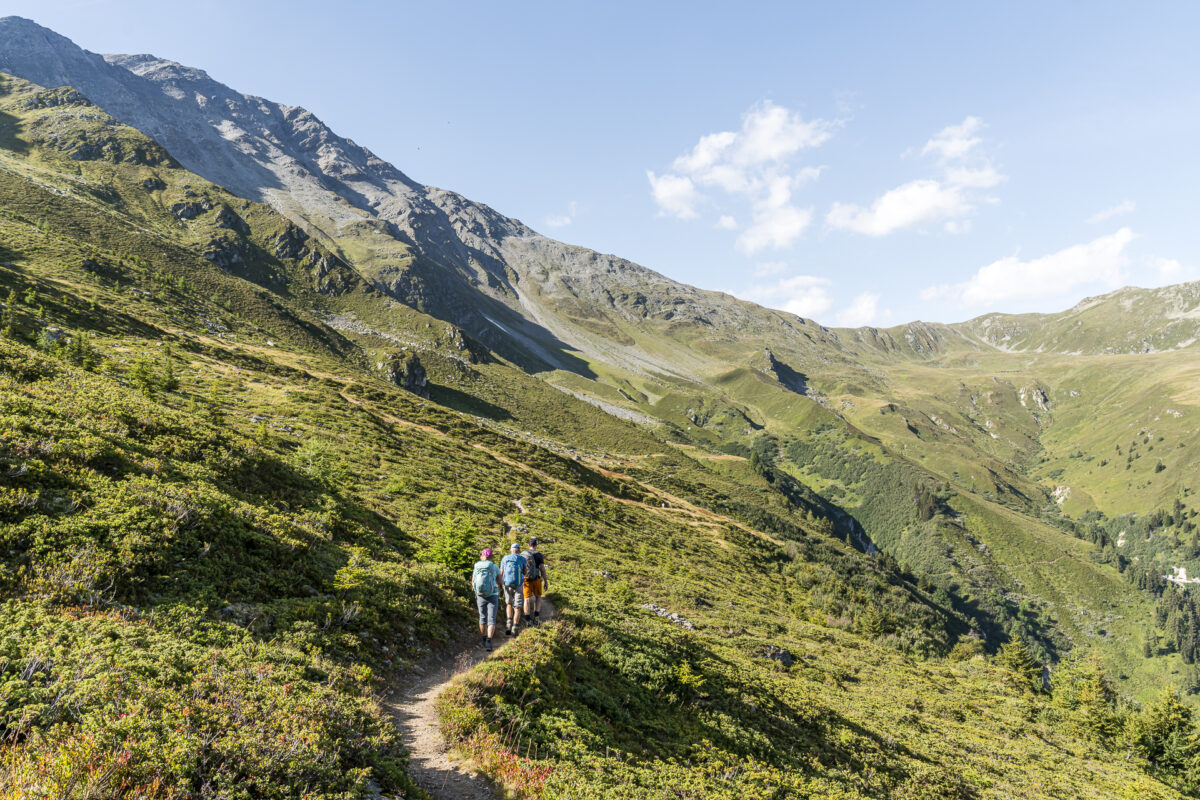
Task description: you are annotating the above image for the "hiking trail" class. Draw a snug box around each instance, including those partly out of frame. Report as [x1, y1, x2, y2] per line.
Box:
[389, 599, 555, 800]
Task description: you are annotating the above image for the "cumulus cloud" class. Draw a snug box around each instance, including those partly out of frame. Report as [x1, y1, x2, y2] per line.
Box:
[544, 200, 577, 228]
[648, 102, 833, 252]
[922, 228, 1136, 306]
[1087, 200, 1136, 224]
[738, 274, 834, 319]
[835, 292, 891, 327]
[921, 117, 984, 161]
[828, 116, 1003, 237]
[646, 171, 699, 219]
[673, 104, 832, 176]
[828, 179, 970, 237]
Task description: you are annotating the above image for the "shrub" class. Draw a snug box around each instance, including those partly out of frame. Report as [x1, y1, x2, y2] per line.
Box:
[425, 513, 480, 571]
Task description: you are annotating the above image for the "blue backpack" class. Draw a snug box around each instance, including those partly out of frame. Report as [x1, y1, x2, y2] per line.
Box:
[472, 561, 497, 596]
[501, 553, 526, 588]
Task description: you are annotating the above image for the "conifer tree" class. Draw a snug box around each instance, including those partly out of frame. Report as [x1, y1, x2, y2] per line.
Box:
[995, 638, 1042, 693]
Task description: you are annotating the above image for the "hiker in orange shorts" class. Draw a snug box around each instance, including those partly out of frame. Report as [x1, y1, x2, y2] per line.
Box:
[522, 537, 547, 624]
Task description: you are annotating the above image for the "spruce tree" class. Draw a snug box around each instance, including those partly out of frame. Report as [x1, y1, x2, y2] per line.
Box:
[995, 638, 1042, 693]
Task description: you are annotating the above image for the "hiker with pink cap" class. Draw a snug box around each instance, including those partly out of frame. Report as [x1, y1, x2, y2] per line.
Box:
[472, 548, 501, 651]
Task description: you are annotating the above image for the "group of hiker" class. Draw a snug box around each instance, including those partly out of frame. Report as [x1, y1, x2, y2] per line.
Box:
[471, 537, 548, 651]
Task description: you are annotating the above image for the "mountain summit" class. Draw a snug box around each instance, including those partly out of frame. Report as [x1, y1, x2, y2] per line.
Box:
[0, 15, 855, 378]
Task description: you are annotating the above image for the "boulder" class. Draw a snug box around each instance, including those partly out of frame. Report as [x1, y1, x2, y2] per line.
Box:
[171, 198, 213, 220]
[377, 350, 428, 397]
[761, 644, 794, 668]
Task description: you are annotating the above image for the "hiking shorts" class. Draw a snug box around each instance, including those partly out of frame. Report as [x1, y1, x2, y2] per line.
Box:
[523, 578, 543, 599]
[476, 593, 499, 626]
[502, 585, 523, 608]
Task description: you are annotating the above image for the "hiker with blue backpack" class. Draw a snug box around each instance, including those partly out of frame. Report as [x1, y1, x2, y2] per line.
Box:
[472, 548, 501, 651]
[500, 543, 528, 636]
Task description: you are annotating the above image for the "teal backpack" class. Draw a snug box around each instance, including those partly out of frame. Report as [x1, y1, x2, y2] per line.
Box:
[473, 561, 497, 596]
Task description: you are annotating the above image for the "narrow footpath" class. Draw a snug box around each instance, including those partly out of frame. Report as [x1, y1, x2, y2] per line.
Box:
[388, 600, 556, 800]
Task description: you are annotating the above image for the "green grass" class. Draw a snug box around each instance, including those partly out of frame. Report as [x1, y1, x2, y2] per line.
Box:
[0, 67, 1197, 799]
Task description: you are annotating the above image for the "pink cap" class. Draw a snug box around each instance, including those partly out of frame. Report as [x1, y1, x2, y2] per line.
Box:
[481, 548, 493, 559]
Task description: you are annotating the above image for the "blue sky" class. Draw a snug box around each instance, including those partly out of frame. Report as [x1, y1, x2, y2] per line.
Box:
[7, 1, 1200, 325]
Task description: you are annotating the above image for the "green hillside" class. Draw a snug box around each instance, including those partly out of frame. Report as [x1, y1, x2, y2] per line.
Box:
[2, 68, 1200, 800]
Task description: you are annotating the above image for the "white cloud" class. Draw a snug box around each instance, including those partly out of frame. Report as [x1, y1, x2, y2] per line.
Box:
[827, 179, 969, 237]
[1087, 200, 1136, 224]
[922, 228, 1136, 306]
[739, 204, 813, 254]
[544, 200, 577, 228]
[738, 274, 833, 319]
[828, 118, 1003, 237]
[737, 174, 814, 253]
[1146, 256, 1198, 284]
[646, 171, 699, 219]
[674, 102, 832, 177]
[922, 116, 983, 162]
[836, 292, 892, 327]
[648, 101, 833, 250]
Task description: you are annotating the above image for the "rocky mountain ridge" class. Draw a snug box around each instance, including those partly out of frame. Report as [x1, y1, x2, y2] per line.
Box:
[3, 15, 1196, 383]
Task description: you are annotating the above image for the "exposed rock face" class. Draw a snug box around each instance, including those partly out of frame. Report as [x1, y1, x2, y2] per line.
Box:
[202, 237, 246, 270]
[22, 86, 88, 109]
[213, 205, 249, 234]
[377, 350, 428, 397]
[273, 224, 309, 260]
[0, 15, 855, 378]
[171, 198, 212, 220]
[763, 347, 810, 395]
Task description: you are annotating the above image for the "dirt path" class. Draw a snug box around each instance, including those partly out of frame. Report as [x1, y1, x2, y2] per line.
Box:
[389, 599, 555, 800]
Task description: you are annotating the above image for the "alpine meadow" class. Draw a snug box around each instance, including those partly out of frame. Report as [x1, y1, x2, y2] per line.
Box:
[2, 10, 1200, 800]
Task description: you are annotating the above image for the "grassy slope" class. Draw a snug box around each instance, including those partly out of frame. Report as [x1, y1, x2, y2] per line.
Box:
[0, 71, 1190, 799]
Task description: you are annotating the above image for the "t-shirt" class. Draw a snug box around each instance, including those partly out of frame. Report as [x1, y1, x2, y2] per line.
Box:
[523, 549, 545, 581]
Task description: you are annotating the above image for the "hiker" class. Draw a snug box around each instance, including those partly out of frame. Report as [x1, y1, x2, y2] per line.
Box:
[500, 542, 527, 636]
[472, 548, 500, 651]
[523, 536, 548, 625]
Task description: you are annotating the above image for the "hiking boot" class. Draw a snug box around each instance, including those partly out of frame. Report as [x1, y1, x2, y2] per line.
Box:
[505, 626, 512, 637]
[480, 636, 487, 648]
[533, 612, 541, 624]
[485, 638, 493, 652]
